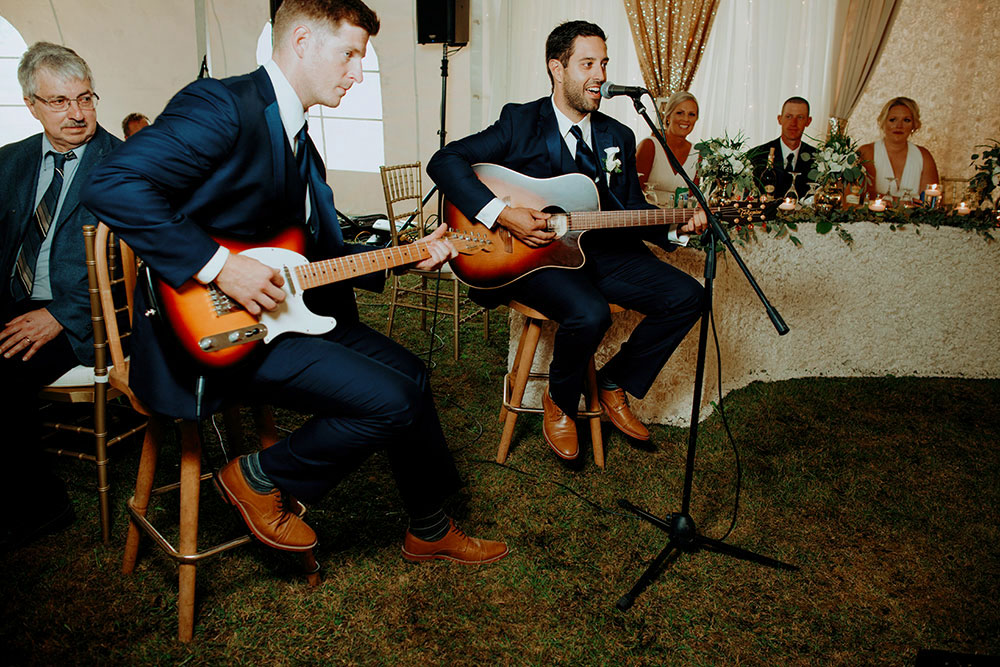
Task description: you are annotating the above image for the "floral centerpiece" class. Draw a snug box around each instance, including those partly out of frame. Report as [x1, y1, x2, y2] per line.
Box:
[694, 132, 755, 200]
[807, 126, 865, 188]
[969, 140, 1000, 209]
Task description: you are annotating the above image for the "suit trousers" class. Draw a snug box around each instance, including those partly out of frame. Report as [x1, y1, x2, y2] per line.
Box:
[1, 299, 79, 504]
[254, 320, 462, 516]
[496, 236, 704, 416]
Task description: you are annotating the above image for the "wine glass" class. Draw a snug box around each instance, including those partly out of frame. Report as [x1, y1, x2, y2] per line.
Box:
[783, 171, 801, 207]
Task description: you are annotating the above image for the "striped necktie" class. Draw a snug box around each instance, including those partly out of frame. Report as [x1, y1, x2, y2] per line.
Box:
[11, 150, 76, 300]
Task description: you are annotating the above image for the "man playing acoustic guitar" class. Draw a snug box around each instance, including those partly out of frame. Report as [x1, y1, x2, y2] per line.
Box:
[428, 20, 708, 461]
[84, 0, 507, 564]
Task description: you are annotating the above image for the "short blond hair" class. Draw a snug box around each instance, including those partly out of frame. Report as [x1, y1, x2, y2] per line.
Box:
[661, 91, 698, 126]
[878, 96, 922, 134]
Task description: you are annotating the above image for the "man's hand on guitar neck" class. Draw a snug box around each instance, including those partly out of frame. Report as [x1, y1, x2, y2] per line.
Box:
[411, 223, 459, 272]
[679, 207, 709, 235]
[497, 206, 555, 247]
[215, 253, 286, 316]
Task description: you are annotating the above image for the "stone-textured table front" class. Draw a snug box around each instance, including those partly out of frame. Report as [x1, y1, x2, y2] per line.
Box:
[507, 223, 1000, 425]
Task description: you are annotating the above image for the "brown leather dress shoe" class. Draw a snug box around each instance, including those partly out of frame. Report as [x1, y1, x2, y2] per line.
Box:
[599, 387, 650, 440]
[543, 389, 579, 460]
[215, 457, 318, 552]
[402, 520, 509, 564]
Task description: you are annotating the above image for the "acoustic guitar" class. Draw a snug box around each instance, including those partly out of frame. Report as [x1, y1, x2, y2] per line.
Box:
[151, 226, 489, 368]
[442, 163, 778, 289]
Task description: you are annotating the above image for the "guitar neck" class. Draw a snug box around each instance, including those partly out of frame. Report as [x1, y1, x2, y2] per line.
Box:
[295, 243, 430, 289]
[566, 208, 703, 231]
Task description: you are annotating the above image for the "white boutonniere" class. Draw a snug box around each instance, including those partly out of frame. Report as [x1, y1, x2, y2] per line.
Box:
[604, 146, 622, 174]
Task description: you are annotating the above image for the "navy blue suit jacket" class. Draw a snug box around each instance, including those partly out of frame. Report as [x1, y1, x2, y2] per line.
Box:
[749, 137, 816, 200]
[83, 68, 383, 418]
[1, 125, 120, 364]
[427, 97, 665, 246]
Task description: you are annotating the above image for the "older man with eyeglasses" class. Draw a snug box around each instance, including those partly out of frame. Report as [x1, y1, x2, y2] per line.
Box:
[0, 42, 121, 551]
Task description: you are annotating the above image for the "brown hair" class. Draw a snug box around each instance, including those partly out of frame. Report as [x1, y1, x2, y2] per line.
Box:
[544, 20, 606, 88]
[273, 0, 380, 42]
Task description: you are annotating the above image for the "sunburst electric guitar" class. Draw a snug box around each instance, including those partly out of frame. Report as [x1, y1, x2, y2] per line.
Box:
[443, 163, 779, 289]
[151, 226, 489, 369]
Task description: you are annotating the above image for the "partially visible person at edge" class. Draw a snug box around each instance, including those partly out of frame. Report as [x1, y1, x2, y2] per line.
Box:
[121, 112, 149, 139]
[1, 42, 121, 550]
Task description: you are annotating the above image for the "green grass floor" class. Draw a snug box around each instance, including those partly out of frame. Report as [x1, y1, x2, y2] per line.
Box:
[3, 282, 998, 665]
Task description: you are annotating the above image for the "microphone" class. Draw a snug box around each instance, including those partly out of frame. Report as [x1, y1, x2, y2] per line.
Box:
[599, 82, 649, 99]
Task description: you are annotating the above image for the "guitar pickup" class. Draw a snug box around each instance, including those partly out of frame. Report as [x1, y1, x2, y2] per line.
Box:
[198, 324, 268, 351]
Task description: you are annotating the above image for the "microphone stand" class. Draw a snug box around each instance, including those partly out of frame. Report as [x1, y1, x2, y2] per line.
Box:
[615, 92, 796, 612]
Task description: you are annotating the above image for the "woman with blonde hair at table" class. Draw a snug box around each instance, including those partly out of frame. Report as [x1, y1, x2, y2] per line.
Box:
[858, 96, 939, 201]
[636, 90, 700, 206]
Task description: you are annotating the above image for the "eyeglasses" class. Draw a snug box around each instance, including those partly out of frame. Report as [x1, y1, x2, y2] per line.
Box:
[32, 92, 100, 111]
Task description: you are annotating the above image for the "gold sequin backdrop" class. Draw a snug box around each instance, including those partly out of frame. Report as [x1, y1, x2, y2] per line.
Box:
[623, 0, 720, 115]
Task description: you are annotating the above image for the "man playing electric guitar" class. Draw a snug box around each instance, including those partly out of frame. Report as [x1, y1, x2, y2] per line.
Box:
[428, 20, 708, 461]
[84, 0, 507, 564]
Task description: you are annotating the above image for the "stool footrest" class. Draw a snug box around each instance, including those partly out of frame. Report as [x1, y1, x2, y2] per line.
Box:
[502, 371, 604, 418]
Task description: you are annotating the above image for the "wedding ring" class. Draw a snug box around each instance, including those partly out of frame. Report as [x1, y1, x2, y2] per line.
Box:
[23, 336, 31, 344]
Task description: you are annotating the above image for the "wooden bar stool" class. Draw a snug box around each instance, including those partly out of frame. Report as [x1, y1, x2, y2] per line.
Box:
[86, 222, 319, 642]
[498, 301, 625, 469]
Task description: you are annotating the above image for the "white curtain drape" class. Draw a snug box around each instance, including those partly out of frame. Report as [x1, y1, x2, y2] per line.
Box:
[470, 0, 845, 152]
[688, 0, 844, 149]
[473, 0, 649, 139]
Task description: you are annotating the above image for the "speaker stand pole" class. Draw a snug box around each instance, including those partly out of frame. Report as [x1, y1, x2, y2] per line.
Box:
[436, 43, 450, 225]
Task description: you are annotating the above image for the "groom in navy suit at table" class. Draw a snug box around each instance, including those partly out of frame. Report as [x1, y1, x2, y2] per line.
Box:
[84, 0, 507, 564]
[750, 96, 816, 199]
[428, 21, 707, 462]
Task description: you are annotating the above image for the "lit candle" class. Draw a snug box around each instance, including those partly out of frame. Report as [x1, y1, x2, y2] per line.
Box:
[868, 197, 886, 212]
[956, 201, 971, 215]
[925, 184, 942, 198]
[778, 197, 795, 211]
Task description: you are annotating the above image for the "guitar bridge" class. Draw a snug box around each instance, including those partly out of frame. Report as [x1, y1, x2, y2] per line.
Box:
[198, 324, 269, 351]
[208, 284, 241, 315]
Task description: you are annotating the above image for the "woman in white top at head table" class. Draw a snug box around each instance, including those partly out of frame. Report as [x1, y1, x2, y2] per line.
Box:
[636, 91, 700, 206]
[858, 96, 939, 201]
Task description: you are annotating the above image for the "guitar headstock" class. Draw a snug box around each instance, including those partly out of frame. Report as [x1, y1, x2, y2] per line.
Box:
[715, 199, 783, 224]
[444, 230, 494, 255]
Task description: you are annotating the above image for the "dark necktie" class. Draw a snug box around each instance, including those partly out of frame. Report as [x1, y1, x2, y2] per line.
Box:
[11, 150, 76, 301]
[569, 124, 614, 209]
[785, 152, 795, 172]
[295, 121, 317, 234]
[570, 125, 600, 182]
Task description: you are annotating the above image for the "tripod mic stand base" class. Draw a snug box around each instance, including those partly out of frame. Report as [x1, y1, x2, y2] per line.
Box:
[615, 498, 798, 612]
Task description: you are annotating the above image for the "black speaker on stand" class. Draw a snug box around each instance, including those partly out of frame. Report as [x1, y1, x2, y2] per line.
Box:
[416, 0, 469, 227]
[417, 0, 469, 47]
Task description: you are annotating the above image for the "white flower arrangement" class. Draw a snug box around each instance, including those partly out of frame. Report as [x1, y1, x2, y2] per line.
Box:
[806, 129, 864, 186]
[694, 133, 755, 197]
[969, 140, 1000, 208]
[604, 146, 622, 174]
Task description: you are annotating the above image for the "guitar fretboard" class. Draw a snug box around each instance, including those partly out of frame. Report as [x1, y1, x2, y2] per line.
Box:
[295, 244, 430, 289]
[566, 208, 700, 230]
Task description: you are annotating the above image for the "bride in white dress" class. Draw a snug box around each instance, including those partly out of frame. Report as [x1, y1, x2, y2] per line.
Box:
[859, 97, 939, 201]
[636, 91, 700, 207]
